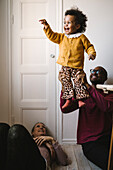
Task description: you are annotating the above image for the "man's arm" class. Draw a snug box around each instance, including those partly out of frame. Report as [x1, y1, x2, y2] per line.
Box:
[87, 86, 113, 112]
[76, 71, 113, 112]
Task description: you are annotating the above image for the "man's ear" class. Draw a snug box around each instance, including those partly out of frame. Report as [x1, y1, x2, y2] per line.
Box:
[76, 24, 80, 30]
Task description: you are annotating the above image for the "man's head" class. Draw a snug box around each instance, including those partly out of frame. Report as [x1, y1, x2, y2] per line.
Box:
[90, 66, 108, 86]
[31, 122, 47, 137]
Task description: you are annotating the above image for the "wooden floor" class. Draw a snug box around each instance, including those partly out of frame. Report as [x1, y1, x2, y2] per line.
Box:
[51, 144, 102, 170]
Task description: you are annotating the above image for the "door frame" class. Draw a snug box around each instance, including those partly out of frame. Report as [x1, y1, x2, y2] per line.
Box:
[7, 0, 63, 143]
[55, 0, 64, 143]
[7, 0, 13, 125]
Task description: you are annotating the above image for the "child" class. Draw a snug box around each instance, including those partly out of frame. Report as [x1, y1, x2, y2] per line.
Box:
[39, 7, 96, 109]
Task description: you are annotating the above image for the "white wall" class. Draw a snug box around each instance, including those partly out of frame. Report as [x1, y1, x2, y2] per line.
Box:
[62, 0, 113, 142]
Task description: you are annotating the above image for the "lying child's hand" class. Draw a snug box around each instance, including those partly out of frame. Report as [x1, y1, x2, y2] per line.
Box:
[39, 19, 48, 29]
[33, 136, 55, 146]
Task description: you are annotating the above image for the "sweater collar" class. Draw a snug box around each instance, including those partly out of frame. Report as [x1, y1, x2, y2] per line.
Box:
[65, 33, 82, 38]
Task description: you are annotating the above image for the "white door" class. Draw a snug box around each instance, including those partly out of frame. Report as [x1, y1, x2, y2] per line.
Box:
[11, 0, 57, 137]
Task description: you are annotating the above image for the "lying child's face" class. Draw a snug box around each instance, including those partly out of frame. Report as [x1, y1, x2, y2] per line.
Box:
[64, 15, 80, 35]
[32, 123, 46, 137]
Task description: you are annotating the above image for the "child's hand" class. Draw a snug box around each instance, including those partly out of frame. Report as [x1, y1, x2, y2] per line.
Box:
[88, 54, 96, 60]
[39, 19, 48, 29]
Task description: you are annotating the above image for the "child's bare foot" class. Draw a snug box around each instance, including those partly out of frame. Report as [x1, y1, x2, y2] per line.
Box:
[62, 99, 72, 109]
[78, 100, 85, 108]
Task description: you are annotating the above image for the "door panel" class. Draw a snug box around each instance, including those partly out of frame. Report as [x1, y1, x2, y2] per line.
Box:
[12, 0, 56, 136]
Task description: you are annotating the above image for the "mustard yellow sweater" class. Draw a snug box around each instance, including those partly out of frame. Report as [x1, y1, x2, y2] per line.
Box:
[44, 25, 96, 69]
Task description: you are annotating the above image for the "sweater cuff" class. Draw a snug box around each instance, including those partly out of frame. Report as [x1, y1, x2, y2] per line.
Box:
[43, 24, 50, 33]
[52, 141, 59, 150]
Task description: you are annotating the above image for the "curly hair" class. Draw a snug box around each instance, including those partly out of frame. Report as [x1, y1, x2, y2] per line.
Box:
[65, 7, 88, 33]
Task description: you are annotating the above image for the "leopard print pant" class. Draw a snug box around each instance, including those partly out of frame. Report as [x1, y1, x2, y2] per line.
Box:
[58, 66, 89, 100]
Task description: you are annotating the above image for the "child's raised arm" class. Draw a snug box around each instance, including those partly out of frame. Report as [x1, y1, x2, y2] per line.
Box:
[39, 19, 48, 29]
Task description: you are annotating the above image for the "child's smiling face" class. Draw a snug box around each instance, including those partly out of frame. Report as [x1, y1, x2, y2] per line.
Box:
[64, 15, 80, 35]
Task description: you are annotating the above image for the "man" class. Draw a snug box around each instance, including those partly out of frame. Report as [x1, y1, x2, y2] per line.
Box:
[60, 66, 113, 170]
